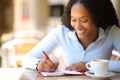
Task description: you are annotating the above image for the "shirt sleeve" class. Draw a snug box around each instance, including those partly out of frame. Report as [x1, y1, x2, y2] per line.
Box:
[21, 26, 60, 70]
[109, 26, 120, 72]
[22, 55, 40, 70]
[113, 26, 120, 52]
[108, 60, 120, 72]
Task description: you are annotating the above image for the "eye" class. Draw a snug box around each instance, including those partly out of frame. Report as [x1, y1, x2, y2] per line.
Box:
[71, 16, 77, 22]
[81, 18, 88, 23]
[71, 18, 76, 22]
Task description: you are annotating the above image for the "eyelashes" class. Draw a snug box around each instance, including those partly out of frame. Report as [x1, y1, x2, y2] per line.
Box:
[71, 19, 88, 23]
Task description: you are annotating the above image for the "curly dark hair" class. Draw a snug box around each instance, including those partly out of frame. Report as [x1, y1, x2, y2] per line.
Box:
[61, 0, 120, 30]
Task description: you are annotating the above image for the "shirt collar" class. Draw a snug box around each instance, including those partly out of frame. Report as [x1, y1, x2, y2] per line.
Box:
[68, 27, 106, 41]
[97, 27, 106, 40]
[68, 30, 77, 41]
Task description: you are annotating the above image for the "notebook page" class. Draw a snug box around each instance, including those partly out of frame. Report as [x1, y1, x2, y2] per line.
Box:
[63, 70, 84, 75]
[40, 70, 84, 77]
[40, 71, 64, 76]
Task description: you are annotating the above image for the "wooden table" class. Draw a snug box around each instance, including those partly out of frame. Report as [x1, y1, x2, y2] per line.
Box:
[0, 68, 120, 80]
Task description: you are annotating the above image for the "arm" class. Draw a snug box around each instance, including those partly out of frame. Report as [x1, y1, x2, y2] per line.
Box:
[109, 26, 120, 72]
[22, 28, 59, 70]
[65, 62, 88, 72]
[108, 61, 120, 72]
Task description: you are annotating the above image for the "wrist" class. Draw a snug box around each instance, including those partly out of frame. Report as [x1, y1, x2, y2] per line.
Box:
[36, 60, 41, 72]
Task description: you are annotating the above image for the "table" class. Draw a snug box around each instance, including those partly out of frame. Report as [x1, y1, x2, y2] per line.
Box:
[0, 68, 120, 80]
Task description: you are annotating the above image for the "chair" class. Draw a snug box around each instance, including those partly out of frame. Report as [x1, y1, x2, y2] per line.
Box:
[0, 38, 39, 67]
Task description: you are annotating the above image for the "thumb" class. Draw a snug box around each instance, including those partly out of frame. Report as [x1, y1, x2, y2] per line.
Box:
[55, 62, 59, 66]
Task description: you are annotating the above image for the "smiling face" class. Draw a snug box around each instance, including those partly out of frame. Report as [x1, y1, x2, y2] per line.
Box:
[71, 3, 98, 41]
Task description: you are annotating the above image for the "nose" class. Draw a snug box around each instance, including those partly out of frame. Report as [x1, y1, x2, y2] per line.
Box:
[75, 21, 82, 28]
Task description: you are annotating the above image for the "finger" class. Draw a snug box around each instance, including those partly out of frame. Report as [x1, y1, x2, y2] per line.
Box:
[66, 67, 73, 71]
[43, 63, 57, 72]
[38, 59, 58, 72]
[42, 60, 58, 72]
[66, 65, 76, 71]
[55, 62, 59, 67]
[46, 59, 58, 68]
[52, 62, 59, 70]
[39, 62, 52, 72]
[37, 59, 49, 71]
[49, 62, 58, 71]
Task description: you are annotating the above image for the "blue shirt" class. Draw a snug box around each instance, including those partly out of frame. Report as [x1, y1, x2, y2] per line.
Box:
[22, 25, 120, 72]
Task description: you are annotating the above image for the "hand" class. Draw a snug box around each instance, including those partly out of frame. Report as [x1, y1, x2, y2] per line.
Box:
[37, 58, 58, 72]
[66, 62, 88, 72]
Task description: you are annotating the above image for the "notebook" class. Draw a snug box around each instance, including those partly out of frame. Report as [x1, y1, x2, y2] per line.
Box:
[38, 70, 85, 77]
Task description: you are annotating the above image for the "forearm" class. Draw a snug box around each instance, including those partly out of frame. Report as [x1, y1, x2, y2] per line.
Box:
[22, 55, 40, 70]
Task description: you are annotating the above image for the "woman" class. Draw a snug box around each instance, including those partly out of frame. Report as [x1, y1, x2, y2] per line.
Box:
[22, 0, 120, 72]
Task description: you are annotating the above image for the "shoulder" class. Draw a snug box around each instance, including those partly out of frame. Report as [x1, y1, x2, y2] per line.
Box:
[105, 25, 120, 38]
[106, 25, 120, 34]
[110, 25, 120, 33]
[50, 24, 70, 35]
[55, 24, 70, 31]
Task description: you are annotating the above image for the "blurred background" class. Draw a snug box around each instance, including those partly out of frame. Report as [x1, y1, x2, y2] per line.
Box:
[0, 0, 120, 68]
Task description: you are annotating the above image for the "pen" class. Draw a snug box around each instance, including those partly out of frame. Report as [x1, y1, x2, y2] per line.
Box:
[42, 50, 50, 59]
[37, 50, 50, 77]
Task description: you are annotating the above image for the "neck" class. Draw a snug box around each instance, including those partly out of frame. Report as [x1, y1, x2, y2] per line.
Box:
[76, 29, 98, 49]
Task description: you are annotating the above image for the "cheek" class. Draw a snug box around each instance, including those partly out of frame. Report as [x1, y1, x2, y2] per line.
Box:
[88, 19, 96, 27]
[85, 20, 96, 29]
[71, 22, 75, 28]
[86, 24, 97, 34]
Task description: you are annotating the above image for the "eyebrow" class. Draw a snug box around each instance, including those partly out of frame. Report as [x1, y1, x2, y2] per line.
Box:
[71, 16, 89, 19]
[80, 16, 89, 18]
[71, 15, 90, 19]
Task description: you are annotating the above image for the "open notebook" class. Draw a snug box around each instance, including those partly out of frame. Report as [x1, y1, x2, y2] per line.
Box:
[38, 70, 85, 77]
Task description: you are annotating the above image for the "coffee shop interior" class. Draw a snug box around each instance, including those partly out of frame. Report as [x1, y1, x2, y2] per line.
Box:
[0, 0, 120, 68]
